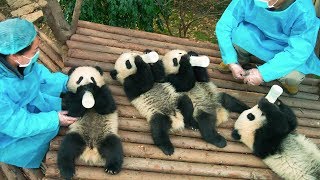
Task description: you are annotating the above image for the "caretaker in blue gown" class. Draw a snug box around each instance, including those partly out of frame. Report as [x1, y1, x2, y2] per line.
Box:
[216, 0, 320, 95]
[0, 18, 77, 168]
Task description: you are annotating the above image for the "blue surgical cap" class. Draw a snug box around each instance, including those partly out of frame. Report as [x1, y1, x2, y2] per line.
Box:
[0, 18, 37, 55]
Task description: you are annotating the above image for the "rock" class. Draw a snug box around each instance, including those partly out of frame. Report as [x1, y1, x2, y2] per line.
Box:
[22, 10, 43, 22]
[0, 13, 5, 21]
[6, 0, 32, 10]
[11, 3, 39, 17]
[36, 0, 48, 7]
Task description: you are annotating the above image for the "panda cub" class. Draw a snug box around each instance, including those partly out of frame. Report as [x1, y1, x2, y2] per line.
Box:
[110, 52, 196, 155]
[232, 98, 320, 180]
[58, 66, 123, 180]
[161, 50, 249, 148]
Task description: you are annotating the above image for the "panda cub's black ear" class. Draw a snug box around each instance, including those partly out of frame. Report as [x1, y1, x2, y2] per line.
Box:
[95, 66, 104, 75]
[187, 51, 199, 56]
[143, 49, 152, 54]
[68, 67, 77, 76]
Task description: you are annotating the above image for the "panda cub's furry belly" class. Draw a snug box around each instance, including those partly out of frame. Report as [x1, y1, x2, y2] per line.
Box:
[263, 133, 320, 180]
[187, 82, 229, 125]
[131, 82, 184, 130]
[68, 110, 119, 165]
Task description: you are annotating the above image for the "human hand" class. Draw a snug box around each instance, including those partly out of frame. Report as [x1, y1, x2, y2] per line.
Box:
[243, 68, 263, 86]
[58, 111, 78, 126]
[228, 63, 246, 80]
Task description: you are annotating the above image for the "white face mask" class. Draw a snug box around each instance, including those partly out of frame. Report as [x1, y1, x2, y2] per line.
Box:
[15, 50, 40, 67]
[254, 0, 278, 8]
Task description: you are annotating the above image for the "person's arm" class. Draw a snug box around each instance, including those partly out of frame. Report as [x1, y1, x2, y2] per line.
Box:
[0, 95, 59, 138]
[258, 15, 319, 82]
[36, 63, 69, 96]
[215, 0, 245, 64]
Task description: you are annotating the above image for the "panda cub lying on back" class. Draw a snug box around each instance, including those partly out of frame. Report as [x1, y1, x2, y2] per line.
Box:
[161, 50, 249, 147]
[232, 98, 320, 180]
[110, 52, 196, 155]
[58, 66, 123, 180]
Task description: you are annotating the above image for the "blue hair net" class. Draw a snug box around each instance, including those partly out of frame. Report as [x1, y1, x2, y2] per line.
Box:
[0, 18, 37, 55]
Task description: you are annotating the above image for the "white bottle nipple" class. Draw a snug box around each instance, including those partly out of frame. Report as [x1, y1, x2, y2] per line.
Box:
[82, 91, 95, 108]
[265, 85, 283, 103]
[189, 55, 210, 67]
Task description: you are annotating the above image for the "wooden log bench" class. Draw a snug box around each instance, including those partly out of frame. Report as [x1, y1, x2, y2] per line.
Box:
[42, 20, 320, 179]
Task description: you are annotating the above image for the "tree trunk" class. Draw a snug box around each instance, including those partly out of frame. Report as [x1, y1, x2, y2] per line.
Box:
[314, 0, 320, 58]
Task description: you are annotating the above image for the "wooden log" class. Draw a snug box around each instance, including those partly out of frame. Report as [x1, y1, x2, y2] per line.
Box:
[0, 163, 26, 180]
[22, 168, 44, 180]
[68, 36, 222, 63]
[45, 152, 278, 179]
[78, 20, 219, 51]
[76, 27, 221, 58]
[39, 50, 60, 72]
[64, 57, 115, 72]
[52, 130, 251, 154]
[44, 165, 236, 180]
[68, 49, 118, 63]
[37, 28, 62, 56]
[40, 42, 64, 69]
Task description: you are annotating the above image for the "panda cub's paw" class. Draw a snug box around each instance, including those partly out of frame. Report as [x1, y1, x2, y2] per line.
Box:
[158, 144, 174, 156]
[105, 161, 122, 175]
[258, 97, 277, 113]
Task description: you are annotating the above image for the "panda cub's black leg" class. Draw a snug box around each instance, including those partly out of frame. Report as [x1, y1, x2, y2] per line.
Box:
[58, 133, 86, 180]
[177, 94, 199, 130]
[196, 110, 227, 148]
[150, 113, 174, 155]
[219, 93, 250, 113]
[98, 134, 123, 174]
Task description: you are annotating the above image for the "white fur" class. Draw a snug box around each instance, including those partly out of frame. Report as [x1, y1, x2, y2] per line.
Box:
[264, 134, 320, 180]
[67, 66, 105, 93]
[114, 52, 139, 84]
[162, 49, 187, 75]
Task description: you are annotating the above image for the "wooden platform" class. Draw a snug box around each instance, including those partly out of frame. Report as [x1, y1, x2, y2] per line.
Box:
[43, 20, 320, 179]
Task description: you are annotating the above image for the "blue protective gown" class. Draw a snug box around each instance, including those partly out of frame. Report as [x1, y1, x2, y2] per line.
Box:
[216, 0, 320, 82]
[0, 59, 68, 168]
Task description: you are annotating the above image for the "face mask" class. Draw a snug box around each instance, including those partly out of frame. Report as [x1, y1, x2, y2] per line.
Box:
[254, 0, 278, 8]
[16, 50, 39, 67]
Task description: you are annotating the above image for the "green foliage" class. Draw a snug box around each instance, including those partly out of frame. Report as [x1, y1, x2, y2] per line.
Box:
[59, 0, 166, 32]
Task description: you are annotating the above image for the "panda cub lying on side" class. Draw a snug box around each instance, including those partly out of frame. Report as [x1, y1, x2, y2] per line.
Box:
[58, 66, 123, 180]
[110, 52, 197, 155]
[232, 98, 320, 180]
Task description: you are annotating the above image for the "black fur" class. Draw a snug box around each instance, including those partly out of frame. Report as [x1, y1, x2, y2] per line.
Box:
[95, 66, 104, 75]
[219, 93, 250, 113]
[110, 70, 118, 80]
[231, 129, 241, 140]
[94, 85, 117, 115]
[177, 94, 199, 130]
[150, 60, 166, 83]
[143, 49, 153, 54]
[62, 89, 87, 117]
[150, 113, 174, 155]
[68, 67, 77, 76]
[187, 51, 199, 56]
[98, 134, 123, 174]
[193, 67, 209, 82]
[166, 54, 196, 92]
[123, 56, 155, 101]
[253, 98, 297, 159]
[58, 133, 86, 180]
[196, 110, 227, 148]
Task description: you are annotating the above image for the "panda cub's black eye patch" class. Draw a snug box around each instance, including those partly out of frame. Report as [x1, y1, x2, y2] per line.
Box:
[76, 76, 83, 84]
[91, 77, 96, 84]
[173, 58, 178, 66]
[125, 60, 132, 69]
[247, 113, 255, 121]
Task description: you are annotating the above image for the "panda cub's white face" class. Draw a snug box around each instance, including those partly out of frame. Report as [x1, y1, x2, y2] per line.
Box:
[234, 105, 267, 148]
[67, 66, 105, 93]
[162, 49, 188, 75]
[113, 52, 140, 84]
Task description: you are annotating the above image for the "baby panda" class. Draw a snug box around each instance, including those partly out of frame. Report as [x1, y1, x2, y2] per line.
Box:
[58, 66, 123, 180]
[232, 98, 320, 180]
[162, 50, 249, 148]
[110, 52, 197, 155]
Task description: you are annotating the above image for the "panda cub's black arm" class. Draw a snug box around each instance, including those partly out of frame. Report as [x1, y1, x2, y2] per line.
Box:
[63, 91, 87, 117]
[94, 85, 117, 115]
[167, 54, 196, 92]
[150, 60, 166, 83]
[123, 56, 155, 100]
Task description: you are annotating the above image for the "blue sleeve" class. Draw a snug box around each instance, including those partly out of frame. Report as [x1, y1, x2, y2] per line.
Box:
[215, 0, 245, 64]
[35, 63, 69, 96]
[0, 95, 59, 138]
[258, 15, 319, 82]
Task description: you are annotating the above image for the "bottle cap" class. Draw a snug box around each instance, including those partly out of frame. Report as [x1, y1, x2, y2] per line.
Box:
[82, 91, 95, 108]
[190, 55, 210, 67]
[141, 51, 159, 63]
[265, 85, 283, 103]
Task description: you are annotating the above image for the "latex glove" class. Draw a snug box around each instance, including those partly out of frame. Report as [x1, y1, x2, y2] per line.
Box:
[58, 111, 78, 126]
[228, 63, 246, 80]
[244, 68, 263, 86]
